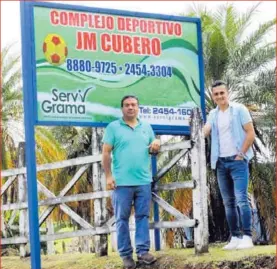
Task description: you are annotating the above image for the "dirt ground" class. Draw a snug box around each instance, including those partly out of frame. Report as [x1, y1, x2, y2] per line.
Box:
[138, 255, 276, 269]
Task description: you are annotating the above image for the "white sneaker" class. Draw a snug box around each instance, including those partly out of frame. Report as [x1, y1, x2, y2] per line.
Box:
[236, 235, 254, 249]
[222, 236, 242, 250]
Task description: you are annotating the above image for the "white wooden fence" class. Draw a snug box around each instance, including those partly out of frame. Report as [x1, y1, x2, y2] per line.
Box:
[1, 108, 208, 256]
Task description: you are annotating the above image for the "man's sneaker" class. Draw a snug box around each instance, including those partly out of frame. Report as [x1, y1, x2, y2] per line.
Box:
[122, 256, 136, 269]
[236, 235, 254, 249]
[222, 236, 242, 250]
[137, 252, 157, 265]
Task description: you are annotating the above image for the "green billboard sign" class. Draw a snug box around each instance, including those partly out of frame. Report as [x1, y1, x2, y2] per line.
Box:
[32, 3, 205, 133]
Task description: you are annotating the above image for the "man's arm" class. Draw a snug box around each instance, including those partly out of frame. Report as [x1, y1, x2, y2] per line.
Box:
[235, 122, 255, 160]
[102, 143, 116, 190]
[148, 125, 160, 153]
[203, 123, 212, 138]
[242, 122, 256, 153]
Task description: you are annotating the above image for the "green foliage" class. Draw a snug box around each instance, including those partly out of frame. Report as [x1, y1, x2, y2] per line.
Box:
[1, 44, 22, 170]
[53, 225, 74, 254]
[251, 162, 276, 243]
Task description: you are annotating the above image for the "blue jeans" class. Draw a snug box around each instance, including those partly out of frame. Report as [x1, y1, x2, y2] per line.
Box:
[112, 184, 152, 258]
[216, 156, 252, 237]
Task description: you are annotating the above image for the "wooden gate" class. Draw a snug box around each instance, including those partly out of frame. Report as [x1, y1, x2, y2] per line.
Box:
[0, 108, 208, 256]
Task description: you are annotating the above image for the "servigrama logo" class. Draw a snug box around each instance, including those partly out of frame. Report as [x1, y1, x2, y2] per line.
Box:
[41, 87, 94, 115]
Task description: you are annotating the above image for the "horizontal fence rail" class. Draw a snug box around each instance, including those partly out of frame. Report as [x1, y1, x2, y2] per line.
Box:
[0, 140, 191, 179]
[2, 181, 195, 211]
[1, 155, 102, 178]
[1, 220, 196, 245]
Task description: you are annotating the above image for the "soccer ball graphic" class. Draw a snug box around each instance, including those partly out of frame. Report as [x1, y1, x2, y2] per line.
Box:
[43, 34, 68, 66]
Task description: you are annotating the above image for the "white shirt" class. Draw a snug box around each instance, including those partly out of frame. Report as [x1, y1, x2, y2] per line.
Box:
[217, 107, 237, 157]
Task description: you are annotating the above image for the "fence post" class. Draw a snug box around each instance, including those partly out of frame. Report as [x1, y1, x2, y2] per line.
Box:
[46, 219, 55, 254]
[1, 217, 7, 238]
[18, 142, 28, 257]
[191, 108, 209, 254]
[80, 206, 90, 253]
[92, 127, 108, 256]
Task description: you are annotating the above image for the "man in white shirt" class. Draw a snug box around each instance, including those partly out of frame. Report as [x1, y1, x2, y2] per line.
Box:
[203, 81, 255, 250]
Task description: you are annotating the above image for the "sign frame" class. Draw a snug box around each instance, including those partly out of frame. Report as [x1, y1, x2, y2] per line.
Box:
[20, 2, 206, 268]
[25, 1, 206, 135]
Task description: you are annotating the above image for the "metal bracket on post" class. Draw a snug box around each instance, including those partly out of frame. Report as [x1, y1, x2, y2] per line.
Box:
[151, 176, 158, 192]
[194, 219, 199, 227]
[190, 139, 196, 148]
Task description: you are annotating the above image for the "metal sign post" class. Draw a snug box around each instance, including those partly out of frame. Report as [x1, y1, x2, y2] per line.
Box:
[20, 2, 41, 268]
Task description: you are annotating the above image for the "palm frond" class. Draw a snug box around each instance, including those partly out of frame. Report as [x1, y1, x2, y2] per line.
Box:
[237, 18, 276, 57]
[234, 2, 262, 43]
[233, 46, 276, 77]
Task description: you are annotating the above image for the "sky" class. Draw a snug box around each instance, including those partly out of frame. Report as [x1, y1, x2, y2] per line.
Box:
[1, 1, 276, 51]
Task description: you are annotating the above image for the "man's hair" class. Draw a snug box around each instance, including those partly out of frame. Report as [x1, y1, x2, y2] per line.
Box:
[121, 95, 139, 107]
[211, 80, 228, 91]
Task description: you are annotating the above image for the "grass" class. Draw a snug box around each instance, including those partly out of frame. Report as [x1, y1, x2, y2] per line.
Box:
[53, 226, 74, 254]
[1, 244, 275, 269]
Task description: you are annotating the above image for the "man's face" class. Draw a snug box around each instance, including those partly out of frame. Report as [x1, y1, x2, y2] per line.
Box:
[212, 85, 229, 107]
[122, 97, 139, 119]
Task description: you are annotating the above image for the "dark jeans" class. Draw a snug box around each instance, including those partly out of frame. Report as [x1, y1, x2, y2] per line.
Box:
[112, 184, 152, 258]
[217, 156, 252, 237]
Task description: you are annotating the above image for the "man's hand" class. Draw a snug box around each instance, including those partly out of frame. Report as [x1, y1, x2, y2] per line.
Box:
[149, 139, 161, 154]
[203, 123, 211, 138]
[102, 143, 115, 190]
[107, 176, 116, 190]
[235, 155, 244, 161]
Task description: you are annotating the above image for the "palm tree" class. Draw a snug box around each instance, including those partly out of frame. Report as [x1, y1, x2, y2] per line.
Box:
[1, 45, 67, 228]
[183, 2, 276, 243]
[186, 3, 276, 109]
[1, 44, 23, 208]
[1, 44, 22, 171]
